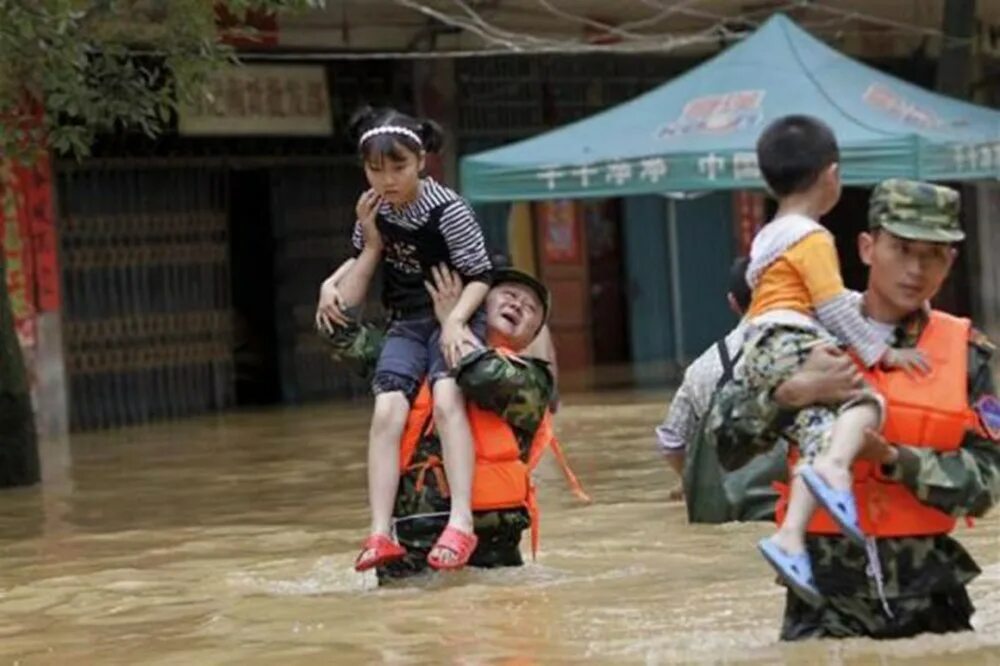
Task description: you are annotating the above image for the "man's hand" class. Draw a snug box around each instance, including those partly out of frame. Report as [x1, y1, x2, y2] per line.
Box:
[425, 264, 463, 324]
[882, 348, 931, 378]
[774, 344, 864, 409]
[857, 428, 899, 465]
[440, 318, 481, 368]
[316, 278, 349, 332]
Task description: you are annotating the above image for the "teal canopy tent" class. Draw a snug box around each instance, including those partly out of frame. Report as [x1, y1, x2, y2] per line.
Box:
[460, 14, 1000, 202]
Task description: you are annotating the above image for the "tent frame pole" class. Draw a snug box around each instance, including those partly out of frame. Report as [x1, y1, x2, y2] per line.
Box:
[666, 198, 685, 364]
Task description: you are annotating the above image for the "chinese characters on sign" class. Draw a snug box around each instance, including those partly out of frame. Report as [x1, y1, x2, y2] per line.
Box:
[951, 142, 1000, 172]
[2, 163, 34, 353]
[179, 65, 332, 136]
[0, 158, 58, 358]
[534, 152, 760, 190]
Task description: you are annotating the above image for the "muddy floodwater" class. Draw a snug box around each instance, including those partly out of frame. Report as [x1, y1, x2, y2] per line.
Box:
[1, 390, 998, 665]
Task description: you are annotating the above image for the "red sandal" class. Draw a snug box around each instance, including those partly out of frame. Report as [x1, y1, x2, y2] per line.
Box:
[354, 534, 407, 572]
[427, 526, 478, 571]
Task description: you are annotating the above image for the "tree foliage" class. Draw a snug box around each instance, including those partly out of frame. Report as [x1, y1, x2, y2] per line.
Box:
[0, 0, 321, 161]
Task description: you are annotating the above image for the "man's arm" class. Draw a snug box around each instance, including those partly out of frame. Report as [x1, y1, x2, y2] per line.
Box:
[316, 258, 357, 331]
[656, 369, 704, 476]
[524, 324, 558, 379]
[338, 244, 381, 309]
[880, 338, 1000, 518]
[328, 257, 356, 286]
[523, 324, 560, 412]
[711, 345, 864, 471]
[317, 238, 384, 378]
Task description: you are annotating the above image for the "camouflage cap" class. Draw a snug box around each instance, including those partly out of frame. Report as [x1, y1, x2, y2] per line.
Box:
[493, 267, 551, 323]
[868, 178, 964, 243]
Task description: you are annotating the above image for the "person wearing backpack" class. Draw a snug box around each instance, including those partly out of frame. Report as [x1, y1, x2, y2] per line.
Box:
[655, 258, 788, 523]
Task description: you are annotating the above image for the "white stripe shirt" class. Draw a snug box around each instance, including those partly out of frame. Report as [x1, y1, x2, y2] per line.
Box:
[352, 178, 491, 278]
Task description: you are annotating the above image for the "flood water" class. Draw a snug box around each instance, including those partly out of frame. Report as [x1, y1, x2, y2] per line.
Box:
[2, 390, 999, 665]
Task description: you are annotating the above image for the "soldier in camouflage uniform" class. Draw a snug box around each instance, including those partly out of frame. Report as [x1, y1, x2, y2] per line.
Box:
[321, 266, 559, 580]
[705, 178, 1000, 640]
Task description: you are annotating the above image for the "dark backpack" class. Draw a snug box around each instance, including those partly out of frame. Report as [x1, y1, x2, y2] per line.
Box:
[682, 336, 786, 524]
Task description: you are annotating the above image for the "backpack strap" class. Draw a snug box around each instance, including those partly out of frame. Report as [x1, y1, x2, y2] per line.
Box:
[715, 338, 743, 391]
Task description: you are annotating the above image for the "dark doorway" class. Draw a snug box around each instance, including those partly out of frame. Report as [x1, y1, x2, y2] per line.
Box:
[228, 169, 281, 405]
[583, 199, 630, 365]
[824, 187, 870, 292]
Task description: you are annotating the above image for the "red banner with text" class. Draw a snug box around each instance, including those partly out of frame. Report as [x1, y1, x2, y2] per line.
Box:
[1, 155, 60, 359]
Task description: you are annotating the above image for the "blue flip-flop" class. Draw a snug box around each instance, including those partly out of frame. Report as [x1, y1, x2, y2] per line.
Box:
[800, 465, 865, 547]
[758, 538, 824, 607]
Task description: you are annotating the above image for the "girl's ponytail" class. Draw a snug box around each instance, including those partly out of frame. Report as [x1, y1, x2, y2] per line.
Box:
[418, 118, 445, 154]
[348, 105, 382, 146]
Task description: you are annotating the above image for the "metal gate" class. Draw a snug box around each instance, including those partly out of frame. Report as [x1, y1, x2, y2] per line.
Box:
[269, 160, 374, 403]
[56, 161, 234, 431]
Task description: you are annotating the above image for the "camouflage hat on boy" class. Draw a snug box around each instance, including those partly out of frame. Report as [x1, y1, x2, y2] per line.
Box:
[868, 178, 964, 243]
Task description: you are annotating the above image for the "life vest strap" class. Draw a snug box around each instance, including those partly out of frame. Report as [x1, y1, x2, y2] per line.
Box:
[408, 455, 450, 499]
[549, 435, 591, 503]
[528, 483, 540, 560]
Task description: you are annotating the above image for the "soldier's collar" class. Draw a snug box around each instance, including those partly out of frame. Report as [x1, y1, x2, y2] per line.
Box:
[859, 294, 930, 348]
[894, 306, 930, 348]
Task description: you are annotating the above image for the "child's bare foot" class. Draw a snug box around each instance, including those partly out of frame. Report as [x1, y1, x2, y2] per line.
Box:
[769, 528, 806, 557]
[355, 532, 406, 572]
[429, 516, 474, 567]
[428, 524, 478, 570]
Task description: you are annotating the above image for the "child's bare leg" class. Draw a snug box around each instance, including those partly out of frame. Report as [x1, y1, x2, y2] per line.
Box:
[770, 473, 818, 555]
[812, 402, 880, 492]
[431, 377, 476, 549]
[767, 404, 833, 556]
[367, 391, 409, 537]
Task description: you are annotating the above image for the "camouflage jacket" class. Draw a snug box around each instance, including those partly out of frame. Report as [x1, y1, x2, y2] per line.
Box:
[320, 321, 554, 548]
[319, 319, 385, 384]
[706, 306, 1000, 600]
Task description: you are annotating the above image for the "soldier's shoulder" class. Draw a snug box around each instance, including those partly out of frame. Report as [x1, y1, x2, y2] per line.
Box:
[521, 356, 555, 389]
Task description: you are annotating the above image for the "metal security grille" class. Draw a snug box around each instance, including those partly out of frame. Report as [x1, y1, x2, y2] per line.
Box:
[269, 160, 374, 403]
[456, 55, 700, 142]
[56, 161, 234, 431]
[455, 55, 700, 254]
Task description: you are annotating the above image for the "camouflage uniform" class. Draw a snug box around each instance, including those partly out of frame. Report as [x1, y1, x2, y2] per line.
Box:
[705, 179, 1000, 640]
[319, 317, 385, 384]
[319, 320, 554, 581]
[741, 324, 847, 463]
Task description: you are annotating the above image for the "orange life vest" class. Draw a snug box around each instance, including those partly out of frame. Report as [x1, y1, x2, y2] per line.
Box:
[398, 356, 588, 556]
[776, 311, 980, 537]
